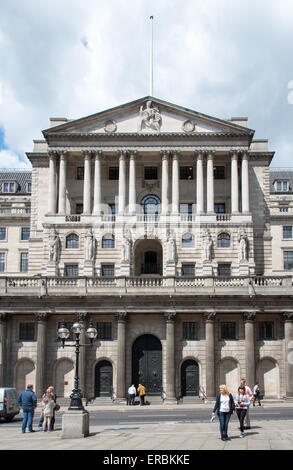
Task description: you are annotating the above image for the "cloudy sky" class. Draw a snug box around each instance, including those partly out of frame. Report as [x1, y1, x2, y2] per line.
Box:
[1, 0, 293, 168]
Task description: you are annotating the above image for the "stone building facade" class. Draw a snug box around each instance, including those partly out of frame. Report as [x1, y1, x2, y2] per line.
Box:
[0, 96, 292, 402]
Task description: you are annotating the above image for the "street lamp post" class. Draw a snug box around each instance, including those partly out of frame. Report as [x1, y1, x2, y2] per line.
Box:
[58, 317, 98, 411]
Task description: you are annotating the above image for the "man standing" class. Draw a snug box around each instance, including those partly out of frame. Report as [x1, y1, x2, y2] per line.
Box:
[128, 384, 136, 406]
[137, 383, 146, 406]
[240, 378, 253, 429]
[253, 383, 262, 406]
[18, 384, 37, 433]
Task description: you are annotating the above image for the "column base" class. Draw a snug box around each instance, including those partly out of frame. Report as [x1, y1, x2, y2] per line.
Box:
[61, 409, 89, 439]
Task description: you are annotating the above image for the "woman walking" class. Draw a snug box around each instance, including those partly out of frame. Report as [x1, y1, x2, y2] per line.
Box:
[235, 386, 250, 438]
[212, 384, 235, 441]
[42, 391, 55, 432]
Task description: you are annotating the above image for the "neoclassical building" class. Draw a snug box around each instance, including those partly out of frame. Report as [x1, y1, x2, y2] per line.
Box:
[0, 96, 292, 402]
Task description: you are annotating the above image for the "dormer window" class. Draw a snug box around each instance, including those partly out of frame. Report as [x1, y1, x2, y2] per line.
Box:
[275, 180, 289, 192]
[2, 182, 17, 193]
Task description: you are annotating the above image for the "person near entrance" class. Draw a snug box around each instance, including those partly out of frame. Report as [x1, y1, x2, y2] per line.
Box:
[17, 384, 37, 433]
[137, 383, 146, 406]
[235, 386, 250, 438]
[253, 383, 262, 406]
[240, 378, 253, 429]
[128, 384, 136, 405]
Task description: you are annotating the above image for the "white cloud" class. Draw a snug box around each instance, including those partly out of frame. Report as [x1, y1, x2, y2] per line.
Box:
[0, 149, 31, 169]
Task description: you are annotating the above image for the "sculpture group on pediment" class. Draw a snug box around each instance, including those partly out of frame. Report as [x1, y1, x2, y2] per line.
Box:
[138, 100, 162, 132]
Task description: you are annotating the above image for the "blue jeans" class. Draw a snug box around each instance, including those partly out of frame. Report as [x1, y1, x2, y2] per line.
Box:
[22, 409, 35, 432]
[218, 412, 231, 438]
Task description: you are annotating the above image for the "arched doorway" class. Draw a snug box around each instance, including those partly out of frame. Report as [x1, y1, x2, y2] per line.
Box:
[134, 239, 163, 275]
[95, 360, 113, 397]
[181, 360, 199, 396]
[132, 335, 162, 395]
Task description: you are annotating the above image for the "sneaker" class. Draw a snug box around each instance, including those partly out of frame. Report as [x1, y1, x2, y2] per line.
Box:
[29, 430, 36, 433]
[239, 433, 244, 438]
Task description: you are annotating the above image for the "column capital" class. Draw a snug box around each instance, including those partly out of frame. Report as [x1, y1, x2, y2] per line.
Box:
[164, 310, 176, 322]
[283, 312, 293, 322]
[206, 150, 215, 159]
[229, 149, 239, 159]
[48, 150, 57, 160]
[82, 149, 92, 160]
[117, 149, 127, 159]
[171, 150, 180, 158]
[0, 313, 8, 322]
[241, 150, 249, 160]
[203, 311, 216, 322]
[243, 312, 256, 322]
[59, 150, 68, 160]
[93, 149, 103, 159]
[129, 150, 137, 159]
[194, 148, 204, 158]
[76, 312, 88, 323]
[116, 311, 127, 322]
[160, 150, 170, 160]
[35, 312, 48, 322]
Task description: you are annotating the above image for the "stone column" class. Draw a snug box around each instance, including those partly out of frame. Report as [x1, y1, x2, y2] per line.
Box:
[231, 150, 239, 213]
[128, 151, 137, 214]
[206, 151, 215, 213]
[241, 151, 250, 213]
[196, 151, 204, 213]
[77, 313, 87, 398]
[161, 151, 169, 214]
[243, 312, 256, 389]
[171, 151, 180, 214]
[118, 151, 127, 215]
[83, 151, 92, 214]
[35, 313, 48, 398]
[283, 313, 293, 397]
[204, 312, 216, 398]
[164, 310, 176, 403]
[93, 150, 102, 215]
[116, 312, 127, 401]
[0, 313, 7, 387]
[58, 151, 67, 214]
[48, 151, 57, 214]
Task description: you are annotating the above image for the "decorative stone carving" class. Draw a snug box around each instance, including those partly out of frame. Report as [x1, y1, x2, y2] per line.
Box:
[238, 228, 248, 261]
[166, 230, 176, 263]
[283, 312, 293, 321]
[77, 312, 88, 323]
[104, 120, 117, 133]
[202, 229, 213, 261]
[182, 120, 195, 133]
[35, 312, 48, 322]
[0, 313, 7, 322]
[116, 311, 127, 322]
[203, 312, 216, 322]
[243, 312, 256, 322]
[138, 100, 162, 132]
[121, 229, 132, 263]
[48, 229, 59, 263]
[85, 228, 95, 262]
[164, 310, 176, 322]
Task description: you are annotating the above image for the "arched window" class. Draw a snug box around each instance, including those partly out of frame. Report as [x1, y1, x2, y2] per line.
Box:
[66, 233, 79, 249]
[182, 233, 195, 248]
[217, 233, 230, 248]
[102, 233, 115, 249]
[141, 195, 161, 214]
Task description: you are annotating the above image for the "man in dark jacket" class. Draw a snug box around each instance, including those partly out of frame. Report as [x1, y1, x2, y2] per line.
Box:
[18, 384, 37, 433]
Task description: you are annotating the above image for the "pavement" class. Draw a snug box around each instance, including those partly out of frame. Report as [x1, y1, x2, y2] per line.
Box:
[1, 402, 293, 452]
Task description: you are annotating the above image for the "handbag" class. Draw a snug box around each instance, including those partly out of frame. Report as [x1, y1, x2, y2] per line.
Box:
[54, 403, 60, 411]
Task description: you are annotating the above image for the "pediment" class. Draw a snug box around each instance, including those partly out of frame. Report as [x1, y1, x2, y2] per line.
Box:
[43, 96, 254, 139]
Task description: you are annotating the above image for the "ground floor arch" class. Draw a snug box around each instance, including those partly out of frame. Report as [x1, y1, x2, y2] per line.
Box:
[132, 334, 162, 395]
[219, 357, 240, 396]
[94, 360, 113, 397]
[257, 357, 280, 398]
[55, 358, 74, 398]
[15, 358, 35, 394]
[180, 359, 199, 396]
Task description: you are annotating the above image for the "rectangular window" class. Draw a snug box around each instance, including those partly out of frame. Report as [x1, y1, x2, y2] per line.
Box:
[218, 263, 231, 277]
[283, 226, 292, 239]
[0, 253, 5, 272]
[65, 264, 79, 277]
[144, 167, 158, 180]
[21, 227, 30, 241]
[76, 203, 83, 214]
[57, 322, 74, 341]
[183, 322, 198, 340]
[180, 204, 193, 220]
[109, 167, 119, 180]
[1, 208, 11, 214]
[0, 228, 6, 241]
[96, 322, 112, 340]
[214, 166, 225, 179]
[19, 322, 35, 341]
[214, 203, 226, 214]
[180, 166, 194, 180]
[284, 251, 293, 270]
[76, 167, 84, 180]
[101, 264, 114, 277]
[20, 253, 29, 272]
[181, 264, 195, 276]
[221, 322, 236, 340]
[27, 182, 32, 193]
[3, 183, 15, 193]
[259, 322, 274, 340]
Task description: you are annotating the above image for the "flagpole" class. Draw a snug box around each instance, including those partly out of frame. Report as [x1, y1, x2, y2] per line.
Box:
[150, 15, 154, 96]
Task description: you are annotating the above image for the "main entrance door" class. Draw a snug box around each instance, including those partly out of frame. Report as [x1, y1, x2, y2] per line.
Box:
[181, 360, 199, 396]
[132, 335, 162, 395]
[95, 360, 113, 397]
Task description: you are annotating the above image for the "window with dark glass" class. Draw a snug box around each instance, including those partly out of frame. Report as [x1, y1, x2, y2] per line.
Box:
[66, 233, 79, 249]
[183, 322, 198, 340]
[283, 226, 292, 239]
[96, 322, 112, 340]
[3, 182, 16, 193]
[214, 203, 225, 214]
[259, 322, 274, 340]
[65, 264, 79, 277]
[27, 182, 32, 193]
[102, 234, 115, 248]
[181, 264, 195, 276]
[57, 322, 74, 341]
[180, 166, 193, 180]
[101, 264, 114, 277]
[214, 166, 225, 179]
[284, 251, 293, 270]
[109, 167, 119, 180]
[21, 227, 30, 241]
[144, 167, 158, 180]
[218, 263, 231, 276]
[20, 252, 28, 272]
[76, 166, 84, 180]
[0, 228, 6, 241]
[19, 322, 35, 341]
[221, 322, 236, 340]
[76, 203, 83, 214]
[217, 233, 230, 248]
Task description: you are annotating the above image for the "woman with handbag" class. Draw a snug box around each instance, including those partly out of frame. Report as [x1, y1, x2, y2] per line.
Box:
[212, 384, 235, 441]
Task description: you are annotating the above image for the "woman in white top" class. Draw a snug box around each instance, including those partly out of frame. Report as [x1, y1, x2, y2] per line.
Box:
[212, 384, 235, 441]
[235, 386, 250, 438]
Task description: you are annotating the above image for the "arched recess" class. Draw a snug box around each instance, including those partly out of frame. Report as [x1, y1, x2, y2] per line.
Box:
[132, 334, 162, 395]
[54, 358, 74, 398]
[219, 357, 240, 395]
[94, 360, 113, 397]
[15, 358, 36, 394]
[257, 357, 280, 398]
[180, 359, 199, 396]
[134, 238, 163, 275]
